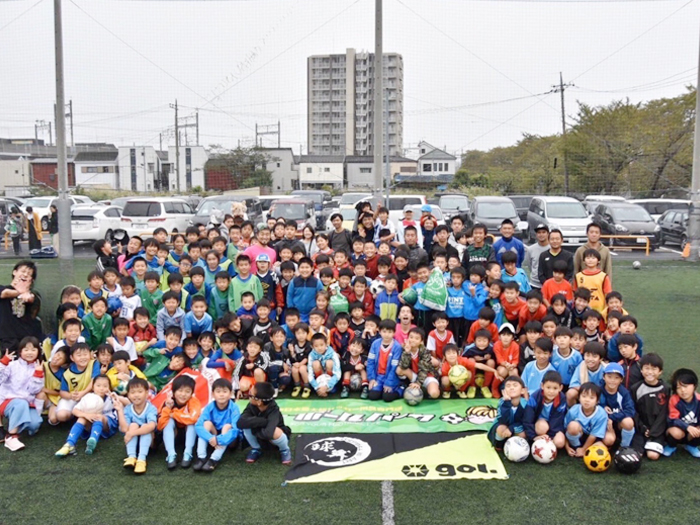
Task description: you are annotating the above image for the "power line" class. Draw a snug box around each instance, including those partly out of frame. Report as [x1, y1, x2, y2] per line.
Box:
[0, 0, 44, 34]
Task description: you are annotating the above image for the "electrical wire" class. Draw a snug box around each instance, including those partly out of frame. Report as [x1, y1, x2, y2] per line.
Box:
[0, 0, 44, 34]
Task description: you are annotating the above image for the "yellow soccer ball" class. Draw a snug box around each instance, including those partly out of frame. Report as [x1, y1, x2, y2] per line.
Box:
[448, 365, 471, 388]
[583, 444, 611, 472]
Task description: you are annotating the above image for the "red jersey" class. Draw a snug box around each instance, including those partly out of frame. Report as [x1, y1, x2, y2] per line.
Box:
[501, 296, 526, 323]
[466, 320, 499, 344]
[348, 290, 374, 318]
[493, 340, 520, 366]
[377, 343, 392, 376]
[541, 277, 574, 304]
[364, 255, 379, 279]
[518, 304, 547, 328]
[129, 321, 156, 343]
[440, 356, 476, 378]
[426, 329, 455, 360]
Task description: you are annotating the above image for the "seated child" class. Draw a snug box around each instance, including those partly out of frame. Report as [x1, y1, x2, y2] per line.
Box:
[488, 376, 528, 450]
[144, 348, 190, 393]
[366, 320, 403, 402]
[183, 338, 203, 370]
[106, 351, 147, 395]
[523, 370, 567, 449]
[263, 327, 291, 396]
[630, 353, 670, 460]
[129, 307, 158, 360]
[521, 338, 556, 395]
[115, 377, 158, 474]
[237, 381, 292, 465]
[600, 363, 636, 449]
[206, 331, 242, 376]
[82, 297, 112, 350]
[440, 344, 496, 399]
[194, 378, 240, 472]
[396, 328, 440, 400]
[426, 312, 455, 364]
[289, 323, 312, 398]
[564, 382, 609, 458]
[157, 374, 202, 469]
[306, 333, 341, 398]
[41, 347, 69, 425]
[462, 328, 496, 399]
[233, 337, 269, 398]
[185, 296, 213, 339]
[340, 339, 368, 399]
[56, 342, 101, 424]
[551, 326, 582, 389]
[107, 317, 137, 363]
[330, 313, 355, 357]
[567, 342, 606, 407]
[95, 344, 114, 376]
[51, 318, 85, 359]
[665, 368, 700, 458]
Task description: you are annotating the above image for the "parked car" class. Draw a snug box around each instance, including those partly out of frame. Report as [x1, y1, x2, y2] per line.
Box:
[71, 205, 125, 243]
[267, 199, 316, 237]
[526, 196, 591, 246]
[582, 195, 626, 214]
[438, 193, 470, 220]
[172, 195, 203, 211]
[338, 192, 372, 206]
[468, 196, 528, 238]
[506, 195, 535, 221]
[657, 208, 688, 248]
[385, 195, 428, 227]
[325, 205, 358, 232]
[120, 197, 194, 238]
[22, 195, 95, 231]
[259, 195, 287, 221]
[593, 202, 659, 250]
[190, 195, 263, 228]
[629, 199, 690, 222]
[291, 190, 333, 230]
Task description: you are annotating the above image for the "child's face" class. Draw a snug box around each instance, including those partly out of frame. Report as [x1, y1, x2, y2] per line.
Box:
[286, 315, 299, 329]
[489, 284, 502, 299]
[407, 332, 423, 349]
[348, 342, 363, 357]
[241, 296, 255, 310]
[353, 241, 364, 254]
[192, 301, 207, 317]
[579, 389, 599, 411]
[271, 331, 286, 348]
[179, 260, 192, 275]
[444, 350, 458, 366]
[354, 265, 366, 277]
[607, 317, 620, 332]
[571, 334, 585, 351]
[283, 225, 296, 240]
[145, 244, 158, 257]
[165, 333, 181, 350]
[213, 386, 232, 405]
[213, 241, 226, 255]
[174, 386, 194, 406]
[475, 336, 490, 350]
[169, 355, 186, 371]
[384, 279, 397, 293]
[184, 344, 199, 360]
[237, 260, 251, 275]
[199, 337, 214, 351]
[20, 342, 39, 362]
[353, 282, 366, 297]
[552, 300, 566, 314]
[434, 318, 448, 332]
[189, 247, 201, 260]
[280, 248, 293, 262]
[257, 306, 270, 320]
[187, 233, 199, 244]
[71, 349, 91, 368]
[93, 377, 111, 398]
[104, 272, 117, 286]
[128, 385, 149, 405]
[364, 243, 376, 258]
[365, 321, 378, 333]
[380, 328, 395, 342]
[282, 269, 295, 282]
[552, 271, 564, 282]
[242, 225, 254, 239]
[92, 301, 107, 317]
[499, 332, 514, 346]
[641, 364, 662, 384]
[604, 372, 623, 391]
[316, 295, 329, 309]
[503, 262, 516, 274]
[122, 284, 135, 297]
[311, 338, 327, 353]
[247, 343, 261, 357]
[273, 225, 285, 239]
[607, 297, 622, 311]
[584, 255, 599, 268]
[394, 257, 407, 270]
[378, 244, 391, 256]
[584, 352, 602, 370]
[97, 351, 112, 366]
[114, 359, 130, 374]
[206, 254, 220, 269]
[526, 298, 541, 313]
[554, 334, 570, 351]
[620, 321, 636, 334]
[317, 236, 328, 250]
[469, 273, 481, 285]
[526, 331, 540, 345]
[67, 292, 81, 306]
[541, 380, 562, 402]
[51, 351, 67, 368]
[135, 314, 149, 328]
[295, 329, 308, 343]
[164, 298, 179, 313]
[221, 342, 236, 355]
[486, 265, 501, 281]
[434, 258, 447, 271]
[216, 278, 230, 292]
[503, 380, 523, 399]
[584, 317, 599, 331]
[157, 248, 169, 260]
[478, 318, 490, 329]
[64, 325, 81, 342]
[114, 324, 129, 340]
[145, 279, 159, 292]
[618, 343, 637, 359]
[542, 322, 556, 337]
[299, 263, 312, 278]
[334, 253, 347, 266]
[191, 275, 205, 290]
[377, 264, 389, 276]
[676, 381, 697, 402]
[503, 289, 518, 303]
[257, 260, 269, 274]
[309, 314, 323, 330]
[133, 262, 147, 277]
[351, 308, 363, 320]
[320, 275, 333, 287]
[417, 267, 430, 283]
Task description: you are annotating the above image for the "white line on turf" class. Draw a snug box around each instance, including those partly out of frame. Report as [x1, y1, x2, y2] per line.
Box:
[381, 480, 395, 525]
[659, 246, 683, 255]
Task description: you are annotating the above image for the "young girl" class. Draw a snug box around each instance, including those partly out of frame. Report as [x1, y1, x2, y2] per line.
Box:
[40, 347, 69, 425]
[157, 374, 202, 469]
[315, 290, 335, 328]
[0, 336, 45, 450]
[169, 234, 187, 265]
[301, 226, 318, 259]
[263, 327, 291, 396]
[55, 375, 118, 456]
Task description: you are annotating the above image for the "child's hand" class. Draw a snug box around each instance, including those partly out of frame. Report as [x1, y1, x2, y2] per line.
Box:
[165, 391, 174, 409]
[501, 427, 512, 438]
[369, 380, 377, 390]
[3, 349, 16, 361]
[246, 363, 255, 370]
[124, 431, 134, 444]
[565, 443, 576, 457]
[604, 406, 613, 415]
[71, 391, 81, 401]
[209, 436, 218, 448]
[689, 426, 700, 439]
[383, 385, 393, 394]
[100, 364, 108, 375]
[430, 357, 440, 368]
[408, 382, 420, 390]
[34, 361, 42, 372]
[159, 348, 167, 355]
[158, 256, 166, 266]
[501, 392, 511, 402]
[355, 364, 365, 371]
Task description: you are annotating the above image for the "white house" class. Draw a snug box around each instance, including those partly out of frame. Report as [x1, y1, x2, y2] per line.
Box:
[416, 141, 456, 176]
[117, 146, 160, 192]
[167, 145, 207, 192]
[0, 157, 31, 192]
[297, 155, 345, 189]
[345, 155, 417, 189]
[74, 150, 118, 188]
[261, 147, 299, 193]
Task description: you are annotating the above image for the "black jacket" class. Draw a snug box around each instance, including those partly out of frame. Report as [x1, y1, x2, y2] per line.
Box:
[237, 400, 291, 440]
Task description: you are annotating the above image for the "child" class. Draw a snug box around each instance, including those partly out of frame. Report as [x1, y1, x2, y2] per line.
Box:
[362, 316, 381, 350]
[308, 309, 331, 344]
[541, 315, 558, 341]
[517, 290, 547, 336]
[307, 333, 341, 398]
[426, 312, 455, 362]
[51, 318, 85, 359]
[106, 351, 147, 395]
[118, 276, 142, 321]
[462, 329, 497, 399]
[96, 344, 114, 375]
[129, 307, 157, 358]
[573, 249, 611, 313]
[206, 332, 242, 376]
[366, 320, 403, 402]
[521, 338, 556, 395]
[255, 254, 282, 320]
[263, 327, 291, 396]
[541, 260, 573, 306]
[466, 307, 499, 344]
[523, 370, 567, 449]
[158, 374, 202, 469]
[56, 342, 101, 423]
[229, 254, 263, 313]
[340, 339, 368, 398]
[665, 368, 700, 458]
[144, 338, 189, 392]
[236, 292, 258, 321]
[404, 263, 434, 334]
[551, 326, 582, 388]
[115, 377, 158, 474]
[617, 334, 642, 389]
[518, 321, 541, 375]
[183, 338, 203, 370]
[185, 296, 214, 339]
[81, 270, 108, 314]
[0, 336, 44, 450]
[290, 323, 311, 398]
[488, 376, 528, 450]
[500, 282, 525, 330]
[565, 382, 609, 457]
[501, 251, 530, 294]
[547, 294, 573, 329]
[463, 266, 488, 341]
[493, 323, 520, 390]
[102, 267, 123, 312]
[440, 343, 496, 399]
[567, 342, 607, 407]
[193, 378, 240, 472]
[156, 291, 186, 342]
[81, 297, 113, 350]
[349, 277, 374, 318]
[349, 302, 366, 340]
[287, 258, 324, 322]
[233, 337, 269, 398]
[396, 328, 440, 400]
[185, 267, 211, 302]
[446, 267, 468, 347]
[237, 381, 292, 465]
[571, 288, 591, 328]
[374, 274, 401, 321]
[602, 310, 622, 344]
[607, 315, 644, 362]
[486, 279, 505, 326]
[571, 327, 586, 354]
[630, 353, 670, 460]
[208, 271, 231, 320]
[139, 271, 163, 325]
[582, 310, 603, 343]
[54, 375, 117, 457]
[42, 347, 69, 425]
[330, 312, 355, 357]
[600, 362, 636, 449]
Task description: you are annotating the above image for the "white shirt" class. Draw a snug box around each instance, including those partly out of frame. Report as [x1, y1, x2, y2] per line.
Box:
[119, 294, 142, 321]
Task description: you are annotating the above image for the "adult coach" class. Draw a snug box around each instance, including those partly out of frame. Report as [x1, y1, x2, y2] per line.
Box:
[244, 226, 276, 274]
[0, 260, 43, 353]
[538, 228, 574, 283]
[525, 223, 550, 290]
[574, 222, 612, 278]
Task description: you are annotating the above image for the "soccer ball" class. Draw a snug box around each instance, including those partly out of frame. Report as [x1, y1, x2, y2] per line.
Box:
[315, 374, 331, 390]
[531, 435, 557, 464]
[369, 280, 385, 296]
[403, 385, 424, 406]
[503, 436, 530, 463]
[401, 288, 418, 305]
[614, 447, 642, 474]
[115, 380, 128, 396]
[448, 365, 471, 388]
[632, 260, 641, 270]
[80, 393, 104, 414]
[349, 373, 363, 392]
[584, 444, 611, 472]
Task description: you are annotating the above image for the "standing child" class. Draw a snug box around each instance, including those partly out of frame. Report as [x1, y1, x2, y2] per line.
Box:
[118, 276, 142, 321]
[374, 274, 401, 321]
[263, 327, 291, 396]
[208, 272, 231, 321]
[500, 282, 525, 330]
[493, 323, 520, 395]
[500, 252, 530, 294]
[630, 353, 670, 460]
[462, 266, 488, 345]
[286, 258, 324, 323]
[518, 321, 542, 375]
[665, 368, 700, 458]
[107, 316, 139, 363]
[541, 260, 573, 307]
[115, 378, 157, 474]
[570, 288, 591, 328]
[194, 378, 240, 472]
[229, 254, 263, 313]
[573, 249, 611, 313]
[158, 374, 202, 469]
[238, 382, 292, 465]
[81, 271, 108, 314]
[446, 267, 468, 347]
[564, 382, 609, 457]
[547, 294, 574, 329]
[550, 326, 582, 389]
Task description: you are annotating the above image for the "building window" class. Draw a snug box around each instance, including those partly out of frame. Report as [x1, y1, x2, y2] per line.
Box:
[423, 163, 432, 172]
[324, 167, 330, 172]
[277, 162, 281, 168]
[360, 167, 371, 173]
[306, 167, 312, 174]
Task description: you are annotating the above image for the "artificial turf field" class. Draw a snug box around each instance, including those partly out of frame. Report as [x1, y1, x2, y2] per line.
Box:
[0, 258, 699, 525]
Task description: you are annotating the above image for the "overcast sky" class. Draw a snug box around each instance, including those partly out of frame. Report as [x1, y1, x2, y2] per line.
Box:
[1, 0, 698, 157]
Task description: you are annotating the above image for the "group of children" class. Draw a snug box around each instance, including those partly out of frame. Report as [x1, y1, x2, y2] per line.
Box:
[0, 210, 695, 472]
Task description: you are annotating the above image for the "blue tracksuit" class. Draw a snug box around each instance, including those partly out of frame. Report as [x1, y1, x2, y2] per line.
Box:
[374, 289, 401, 320]
[493, 236, 526, 268]
[463, 284, 488, 321]
[606, 332, 644, 362]
[367, 339, 402, 392]
[599, 386, 636, 423]
[523, 390, 568, 440]
[488, 397, 528, 446]
[550, 347, 583, 387]
[287, 275, 323, 321]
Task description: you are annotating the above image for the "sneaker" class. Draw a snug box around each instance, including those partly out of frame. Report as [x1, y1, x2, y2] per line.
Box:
[246, 448, 263, 464]
[85, 437, 97, 455]
[192, 458, 206, 471]
[201, 459, 219, 472]
[123, 457, 137, 469]
[481, 387, 493, 399]
[360, 385, 369, 399]
[457, 390, 468, 399]
[442, 391, 451, 399]
[685, 445, 700, 458]
[55, 443, 76, 457]
[291, 386, 301, 398]
[166, 455, 178, 470]
[280, 449, 292, 465]
[301, 387, 312, 399]
[4, 435, 24, 452]
[662, 445, 677, 457]
[181, 454, 193, 469]
[134, 460, 147, 474]
[274, 387, 279, 398]
[340, 386, 350, 398]
[466, 386, 477, 399]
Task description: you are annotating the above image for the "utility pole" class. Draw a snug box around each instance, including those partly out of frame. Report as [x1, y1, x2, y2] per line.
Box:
[688, 28, 700, 261]
[196, 110, 199, 146]
[373, 0, 383, 199]
[552, 73, 573, 195]
[54, 0, 72, 258]
[384, 88, 390, 209]
[174, 100, 180, 192]
[255, 122, 281, 149]
[69, 100, 74, 148]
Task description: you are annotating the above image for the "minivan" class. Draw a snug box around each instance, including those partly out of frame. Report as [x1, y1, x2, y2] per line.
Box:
[527, 196, 591, 246]
[190, 195, 263, 227]
[120, 198, 194, 238]
[469, 196, 528, 237]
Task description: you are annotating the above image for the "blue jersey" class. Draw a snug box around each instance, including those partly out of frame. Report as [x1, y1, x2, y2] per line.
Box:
[124, 402, 157, 427]
[184, 311, 213, 338]
[493, 236, 526, 268]
[569, 362, 605, 389]
[446, 286, 466, 319]
[599, 386, 636, 422]
[521, 360, 555, 394]
[501, 268, 531, 294]
[550, 348, 583, 387]
[463, 284, 488, 321]
[565, 404, 608, 439]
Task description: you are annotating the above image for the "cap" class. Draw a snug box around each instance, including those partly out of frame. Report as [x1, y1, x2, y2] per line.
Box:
[535, 223, 549, 232]
[256, 253, 271, 263]
[498, 322, 516, 335]
[604, 363, 624, 376]
[421, 204, 432, 212]
[403, 205, 414, 213]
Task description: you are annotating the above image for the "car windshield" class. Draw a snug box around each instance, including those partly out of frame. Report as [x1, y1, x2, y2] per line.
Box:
[546, 202, 588, 219]
[24, 198, 52, 208]
[122, 202, 161, 217]
[271, 203, 306, 220]
[196, 200, 236, 216]
[409, 206, 443, 220]
[509, 197, 531, 208]
[478, 202, 517, 219]
[340, 208, 357, 221]
[293, 192, 323, 205]
[614, 207, 653, 222]
[339, 193, 371, 205]
[440, 196, 469, 209]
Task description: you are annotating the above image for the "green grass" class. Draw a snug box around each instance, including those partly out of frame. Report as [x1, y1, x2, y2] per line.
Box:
[0, 258, 699, 524]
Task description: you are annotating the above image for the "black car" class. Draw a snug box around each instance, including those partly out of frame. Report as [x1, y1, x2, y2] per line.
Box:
[657, 208, 688, 248]
[506, 195, 535, 221]
[593, 202, 659, 250]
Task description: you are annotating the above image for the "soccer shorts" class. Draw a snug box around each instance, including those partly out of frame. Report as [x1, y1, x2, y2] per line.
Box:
[409, 371, 438, 389]
[56, 398, 77, 414]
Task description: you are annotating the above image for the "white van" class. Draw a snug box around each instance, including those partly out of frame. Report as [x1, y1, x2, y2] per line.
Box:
[120, 197, 194, 238]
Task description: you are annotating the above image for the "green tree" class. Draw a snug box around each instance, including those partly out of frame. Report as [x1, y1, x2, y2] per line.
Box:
[205, 145, 277, 189]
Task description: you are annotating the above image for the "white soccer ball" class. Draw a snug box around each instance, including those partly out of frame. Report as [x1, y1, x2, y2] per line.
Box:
[632, 261, 641, 270]
[80, 393, 105, 414]
[531, 435, 558, 464]
[369, 280, 385, 296]
[315, 374, 331, 390]
[503, 436, 530, 463]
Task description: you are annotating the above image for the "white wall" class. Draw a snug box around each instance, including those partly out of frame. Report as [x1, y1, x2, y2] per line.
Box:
[75, 161, 117, 187]
[265, 149, 298, 193]
[0, 160, 30, 190]
[168, 145, 207, 191]
[299, 162, 344, 188]
[117, 146, 159, 192]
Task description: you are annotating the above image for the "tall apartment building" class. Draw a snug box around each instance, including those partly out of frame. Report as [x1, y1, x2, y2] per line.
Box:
[307, 48, 403, 157]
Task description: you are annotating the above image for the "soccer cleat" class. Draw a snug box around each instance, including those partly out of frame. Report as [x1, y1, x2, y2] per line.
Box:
[466, 386, 477, 399]
[685, 445, 700, 458]
[442, 391, 451, 399]
[166, 455, 178, 470]
[301, 387, 312, 399]
[280, 449, 292, 465]
[291, 386, 301, 398]
[55, 443, 76, 457]
[85, 437, 97, 455]
[134, 460, 147, 474]
[201, 459, 219, 473]
[246, 448, 263, 464]
[360, 386, 369, 399]
[662, 445, 677, 457]
[481, 387, 493, 399]
[340, 386, 350, 398]
[123, 457, 137, 469]
[181, 454, 193, 469]
[4, 435, 24, 452]
[192, 458, 206, 471]
[457, 390, 468, 399]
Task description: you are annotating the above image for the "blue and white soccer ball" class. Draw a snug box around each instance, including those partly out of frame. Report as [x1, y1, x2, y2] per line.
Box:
[504, 436, 530, 462]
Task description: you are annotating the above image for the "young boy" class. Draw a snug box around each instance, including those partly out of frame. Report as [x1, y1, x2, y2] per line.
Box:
[573, 249, 611, 313]
[107, 318, 138, 363]
[426, 312, 455, 362]
[237, 381, 292, 465]
[493, 323, 520, 390]
[118, 276, 142, 321]
[139, 271, 163, 326]
[81, 297, 113, 350]
[517, 290, 547, 338]
[129, 307, 157, 358]
[55, 342, 101, 423]
[228, 255, 263, 313]
[488, 376, 528, 450]
[440, 343, 496, 399]
[194, 378, 241, 472]
[666, 368, 700, 458]
[340, 339, 368, 398]
[582, 310, 603, 343]
[348, 277, 374, 318]
[366, 320, 403, 402]
[236, 292, 258, 321]
[106, 350, 147, 395]
[500, 251, 530, 294]
[307, 332, 341, 398]
[374, 274, 401, 321]
[571, 288, 592, 328]
[630, 353, 670, 460]
[466, 307, 499, 344]
[156, 291, 186, 342]
[396, 328, 440, 400]
[349, 302, 366, 340]
[523, 370, 567, 450]
[607, 315, 644, 362]
[550, 326, 582, 389]
[81, 270, 108, 314]
[548, 294, 574, 329]
[564, 382, 609, 457]
[330, 312, 355, 357]
[600, 362, 636, 449]
[617, 333, 643, 389]
[462, 329, 497, 399]
[287, 258, 324, 323]
[541, 260, 573, 307]
[115, 377, 158, 474]
[518, 321, 542, 375]
[290, 323, 311, 398]
[185, 296, 213, 339]
[521, 338, 556, 395]
[184, 267, 211, 302]
[403, 262, 434, 334]
[500, 282, 525, 330]
[446, 267, 468, 347]
[463, 265, 488, 329]
[207, 271, 230, 321]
